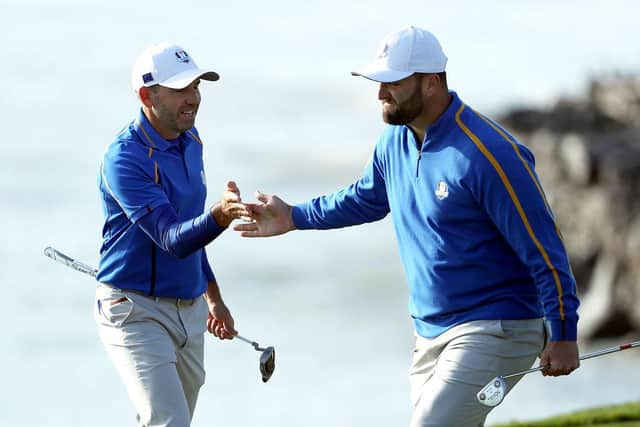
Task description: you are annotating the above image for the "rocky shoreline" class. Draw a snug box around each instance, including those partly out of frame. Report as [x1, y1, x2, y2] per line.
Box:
[498, 74, 640, 340]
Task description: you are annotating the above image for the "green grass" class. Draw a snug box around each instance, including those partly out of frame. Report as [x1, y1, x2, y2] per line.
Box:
[491, 402, 640, 427]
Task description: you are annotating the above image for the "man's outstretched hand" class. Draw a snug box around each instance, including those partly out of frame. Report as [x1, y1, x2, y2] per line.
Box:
[233, 191, 296, 237]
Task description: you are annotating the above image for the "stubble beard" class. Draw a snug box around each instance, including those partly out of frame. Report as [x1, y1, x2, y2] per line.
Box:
[154, 102, 198, 135]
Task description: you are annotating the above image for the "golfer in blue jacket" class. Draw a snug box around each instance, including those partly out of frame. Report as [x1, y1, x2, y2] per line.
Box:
[97, 43, 249, 426]
[235, 26, 580, 426]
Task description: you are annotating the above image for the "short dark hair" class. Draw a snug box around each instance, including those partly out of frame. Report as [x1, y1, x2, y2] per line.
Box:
[146, 84, 162, 101]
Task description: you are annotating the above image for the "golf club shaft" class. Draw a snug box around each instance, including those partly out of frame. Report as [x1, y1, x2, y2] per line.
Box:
[235, 334, 266, 351]
[504, 340, 640, 380]
[45, 246, 267, 351]
[234, 334, 255, 345]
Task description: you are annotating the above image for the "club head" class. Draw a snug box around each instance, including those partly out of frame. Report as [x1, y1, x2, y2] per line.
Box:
[259, 346, 276, 383]
[476, 376, 507, 407]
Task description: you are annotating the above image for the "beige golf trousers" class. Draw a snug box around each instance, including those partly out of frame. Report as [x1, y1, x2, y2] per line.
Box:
[409, 318, 545, 427]
[94, 283, 208, 427]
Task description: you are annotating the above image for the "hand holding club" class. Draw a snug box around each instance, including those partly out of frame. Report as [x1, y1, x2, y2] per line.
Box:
[539, 340, 579, 376]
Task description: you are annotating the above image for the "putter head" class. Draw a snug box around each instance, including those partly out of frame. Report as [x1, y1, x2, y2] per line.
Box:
[476, 376, 507, 407]
[259, 346, 276, 383]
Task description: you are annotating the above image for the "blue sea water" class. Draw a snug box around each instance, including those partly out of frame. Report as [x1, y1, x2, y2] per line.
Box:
[1, 1, 639, 425]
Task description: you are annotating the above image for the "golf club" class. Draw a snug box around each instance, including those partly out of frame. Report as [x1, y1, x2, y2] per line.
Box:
[44, 245, 276, 383]
[477, 340, 640, 407]
[234, 334, 276, 383]
[44, 246, 97, 277]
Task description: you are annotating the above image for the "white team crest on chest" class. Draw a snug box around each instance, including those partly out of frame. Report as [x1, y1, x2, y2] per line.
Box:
[200, 170, 207, 187]
[435, 181, 449, 200]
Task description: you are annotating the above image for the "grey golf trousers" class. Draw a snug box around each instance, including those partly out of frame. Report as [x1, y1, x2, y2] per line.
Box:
[95, 283, 208, 427]
[409, 318, 545, 427]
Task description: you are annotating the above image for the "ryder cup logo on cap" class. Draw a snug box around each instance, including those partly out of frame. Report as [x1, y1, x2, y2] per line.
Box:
[351, 26, 447, 83]
[130, 42, 220, 93]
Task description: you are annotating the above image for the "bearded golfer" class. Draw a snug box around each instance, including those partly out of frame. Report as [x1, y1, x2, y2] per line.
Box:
[235, 26, 580, 426]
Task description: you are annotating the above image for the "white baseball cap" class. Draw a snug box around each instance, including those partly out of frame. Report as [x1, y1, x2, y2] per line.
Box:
[130, 42, 219, 92]
[351, 26, 447, 83]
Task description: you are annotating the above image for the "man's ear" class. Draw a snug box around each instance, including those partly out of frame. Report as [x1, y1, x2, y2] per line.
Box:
[139, 86, 154, 108]
[423, 74, 441, 95]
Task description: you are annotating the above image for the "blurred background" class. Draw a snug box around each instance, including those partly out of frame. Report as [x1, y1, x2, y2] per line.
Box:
[1, 0, 640, 426]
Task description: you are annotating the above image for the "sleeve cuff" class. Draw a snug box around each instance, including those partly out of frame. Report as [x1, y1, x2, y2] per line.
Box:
[546, 319, 578, 341]
[291, 204, 313, 230]
[204, 210, 226, 238]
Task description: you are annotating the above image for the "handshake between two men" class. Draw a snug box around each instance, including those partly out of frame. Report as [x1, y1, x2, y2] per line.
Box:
[212, 180, 295, 238]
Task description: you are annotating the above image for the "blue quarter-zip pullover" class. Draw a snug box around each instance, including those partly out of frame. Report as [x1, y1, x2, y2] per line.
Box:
[292, 92, 579, 341]
[97, 110, 224, 298]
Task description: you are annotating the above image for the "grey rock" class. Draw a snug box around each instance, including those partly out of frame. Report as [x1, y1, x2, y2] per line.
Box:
[559, 133, 592, 185]
[499, 74, 640, 340]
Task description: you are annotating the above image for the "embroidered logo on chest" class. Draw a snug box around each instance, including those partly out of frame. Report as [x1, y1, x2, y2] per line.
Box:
[435, 181, 449, 200]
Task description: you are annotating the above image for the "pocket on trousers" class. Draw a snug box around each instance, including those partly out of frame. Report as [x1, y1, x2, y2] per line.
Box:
[499, 318, 545, 356]
[95, 288, 134, 327]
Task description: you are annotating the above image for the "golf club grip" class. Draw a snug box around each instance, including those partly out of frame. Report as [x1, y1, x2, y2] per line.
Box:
[504, 340, 640, 379]
[44, 246, 98, 278]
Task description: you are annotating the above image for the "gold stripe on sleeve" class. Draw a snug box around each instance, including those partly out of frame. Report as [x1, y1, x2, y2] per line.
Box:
[454, 104, 565, 320]
[476, 113, 567, 242]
